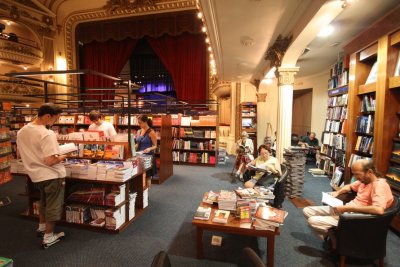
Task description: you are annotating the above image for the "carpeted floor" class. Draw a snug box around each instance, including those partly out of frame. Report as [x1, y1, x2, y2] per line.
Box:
[0, 157, 399, 267]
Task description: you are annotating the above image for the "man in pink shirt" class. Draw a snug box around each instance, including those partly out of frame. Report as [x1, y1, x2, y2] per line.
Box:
[303, 159, 394, 241]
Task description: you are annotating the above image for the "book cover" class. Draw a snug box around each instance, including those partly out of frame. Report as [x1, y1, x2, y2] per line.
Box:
[239, 206, 251, 224]
[365, 61, 378, 84]
[254, 206, 287, 224]
[212, 210, 230, 224]
[194, 206, 212, 221]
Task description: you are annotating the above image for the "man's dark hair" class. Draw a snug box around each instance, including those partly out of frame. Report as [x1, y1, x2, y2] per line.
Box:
[89, 110, 101, 121]
[361, 160, 382, 177]
[38, 103, 62, 117]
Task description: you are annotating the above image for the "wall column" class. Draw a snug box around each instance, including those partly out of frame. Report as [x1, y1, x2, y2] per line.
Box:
[276, 67, 299, 162]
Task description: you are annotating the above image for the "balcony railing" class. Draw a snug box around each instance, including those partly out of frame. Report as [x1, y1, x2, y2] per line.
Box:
[0, 34, 43, 66]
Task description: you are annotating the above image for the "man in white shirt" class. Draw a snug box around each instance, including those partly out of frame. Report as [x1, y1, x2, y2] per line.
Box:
[17, 103, 67, 249]
[88, 110, 117, 138]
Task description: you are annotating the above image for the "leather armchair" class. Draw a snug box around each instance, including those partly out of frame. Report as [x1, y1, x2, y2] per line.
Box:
[151, 251, 171, 267]
[238, 247, 266, 267]
[333, 196, 400, 267]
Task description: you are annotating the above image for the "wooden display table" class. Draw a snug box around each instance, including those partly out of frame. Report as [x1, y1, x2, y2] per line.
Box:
[192, 203, 280, 267]
[15, 165, 150, 233]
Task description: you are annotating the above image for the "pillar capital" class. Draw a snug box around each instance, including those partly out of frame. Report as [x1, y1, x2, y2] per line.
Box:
[277, 67, 299, 86]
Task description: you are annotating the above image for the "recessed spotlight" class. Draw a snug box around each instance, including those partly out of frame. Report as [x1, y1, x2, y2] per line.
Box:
[318, 25, 334, 37]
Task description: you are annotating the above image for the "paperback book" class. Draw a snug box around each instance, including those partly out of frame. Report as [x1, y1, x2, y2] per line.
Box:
[194, 206, 212, 221]
[212, 210, 230, 224]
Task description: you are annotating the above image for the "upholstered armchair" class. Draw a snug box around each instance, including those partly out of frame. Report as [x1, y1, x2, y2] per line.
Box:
[333, 195, 399, 267]
[238, 247, 266, 267]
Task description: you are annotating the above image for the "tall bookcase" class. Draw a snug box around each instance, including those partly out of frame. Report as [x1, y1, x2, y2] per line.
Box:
[172, 115, 218, 167]
[343, 12, 400, 233]
[240, 102, 257, 158]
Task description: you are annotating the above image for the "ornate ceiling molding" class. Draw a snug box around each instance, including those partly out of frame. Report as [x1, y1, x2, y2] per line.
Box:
[211, 81, 231, 99]
[264, 34, 293, 75]
[0, 0, 56, 38]
[0, 76, 43, 102]
[0, 38, 43, 65]
[277, 67, 299, 86]
[63, 0, 197, 86]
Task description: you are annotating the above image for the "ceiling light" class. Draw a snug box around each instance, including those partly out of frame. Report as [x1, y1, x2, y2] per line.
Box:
[201, 26, 206, 33]
[197, 12, 203, 19]
[208, 46, 212, 52]
[318, 25, 334, 37]
[6, 21, 11, 26]
[205, 37, 210, 43]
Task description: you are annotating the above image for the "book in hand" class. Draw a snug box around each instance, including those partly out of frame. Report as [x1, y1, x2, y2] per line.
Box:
[194, 206, 212, 221]
[212, 209, 230, 224]
[322, 192, 344, 207]
[59, 143, 78, 155]
[246, 164, 271, 174]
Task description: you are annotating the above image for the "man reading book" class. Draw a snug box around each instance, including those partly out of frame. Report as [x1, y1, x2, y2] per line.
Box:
[303, 159, 394, 243]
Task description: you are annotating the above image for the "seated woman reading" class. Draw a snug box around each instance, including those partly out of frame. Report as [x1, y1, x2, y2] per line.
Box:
[244, 145, 282, 189]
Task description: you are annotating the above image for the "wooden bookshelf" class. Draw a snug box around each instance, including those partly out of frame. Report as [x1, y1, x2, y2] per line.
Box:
[153, 115, 173, 184]
[171, 115, 218, 167]
[344, 15, 400, 182]
[240, 102, 257, 158]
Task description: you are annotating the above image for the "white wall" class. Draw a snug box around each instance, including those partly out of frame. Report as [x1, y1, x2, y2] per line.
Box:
[294, 70, 330, 142]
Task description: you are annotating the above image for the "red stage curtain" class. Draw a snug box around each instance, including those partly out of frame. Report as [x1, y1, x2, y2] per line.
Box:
[147, 33, 207, 102]
[81, 38, 138, 105]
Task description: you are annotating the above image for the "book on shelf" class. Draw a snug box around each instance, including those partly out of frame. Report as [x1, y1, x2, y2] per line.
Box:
[212, 209, 230, 224]
[330, 167, 344, 188]
[365, 61, 378, 84]
[193, 206, 212, 221]
[386, 166, 400, 186]
[322, 192, 343, 207]
[392, 142, 400, 160]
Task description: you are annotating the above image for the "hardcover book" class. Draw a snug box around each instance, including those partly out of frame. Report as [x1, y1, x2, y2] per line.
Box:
[254, 206, 287, 224]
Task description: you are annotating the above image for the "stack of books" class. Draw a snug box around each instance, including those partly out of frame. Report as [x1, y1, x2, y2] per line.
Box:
[218, 190, 237, 211]
[253, 205, 288, 231]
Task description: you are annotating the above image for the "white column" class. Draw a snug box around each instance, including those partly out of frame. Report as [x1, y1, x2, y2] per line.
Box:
[276, 67, 299, 162]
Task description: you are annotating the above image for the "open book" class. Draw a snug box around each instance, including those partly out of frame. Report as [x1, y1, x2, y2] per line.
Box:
[59, 143, 78, 155]
[322, 192, 343, 207]
[247, 164, 271, 174]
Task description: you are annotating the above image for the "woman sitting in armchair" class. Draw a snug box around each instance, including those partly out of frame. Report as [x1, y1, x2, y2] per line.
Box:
[235, 131, 254, 181]
[243, 145, 282, 189]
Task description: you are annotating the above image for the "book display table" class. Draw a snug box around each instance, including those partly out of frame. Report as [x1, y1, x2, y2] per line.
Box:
[192, 202, 280, 267]
[14, 165, 150, 233]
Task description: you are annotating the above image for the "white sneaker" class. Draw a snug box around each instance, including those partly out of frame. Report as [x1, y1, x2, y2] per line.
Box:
[42, 232, 65, 249]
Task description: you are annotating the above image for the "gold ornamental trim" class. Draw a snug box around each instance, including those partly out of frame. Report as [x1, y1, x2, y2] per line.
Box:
[277, 67, 299, 86]
[0, 38, 43, 66]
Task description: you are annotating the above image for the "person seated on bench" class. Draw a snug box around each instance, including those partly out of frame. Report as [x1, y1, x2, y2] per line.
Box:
[298, 131, 320, 163]
[235, 131, 254, 181]
[243, 145, 282, 189]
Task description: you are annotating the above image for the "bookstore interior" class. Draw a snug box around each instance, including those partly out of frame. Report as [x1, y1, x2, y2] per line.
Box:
[1, 0, 400, 266]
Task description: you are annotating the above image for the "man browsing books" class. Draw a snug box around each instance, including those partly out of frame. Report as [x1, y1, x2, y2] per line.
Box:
[88, 110, 117, 138]
[303, 159, 394, 241]
[17, 103, 67, 249]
